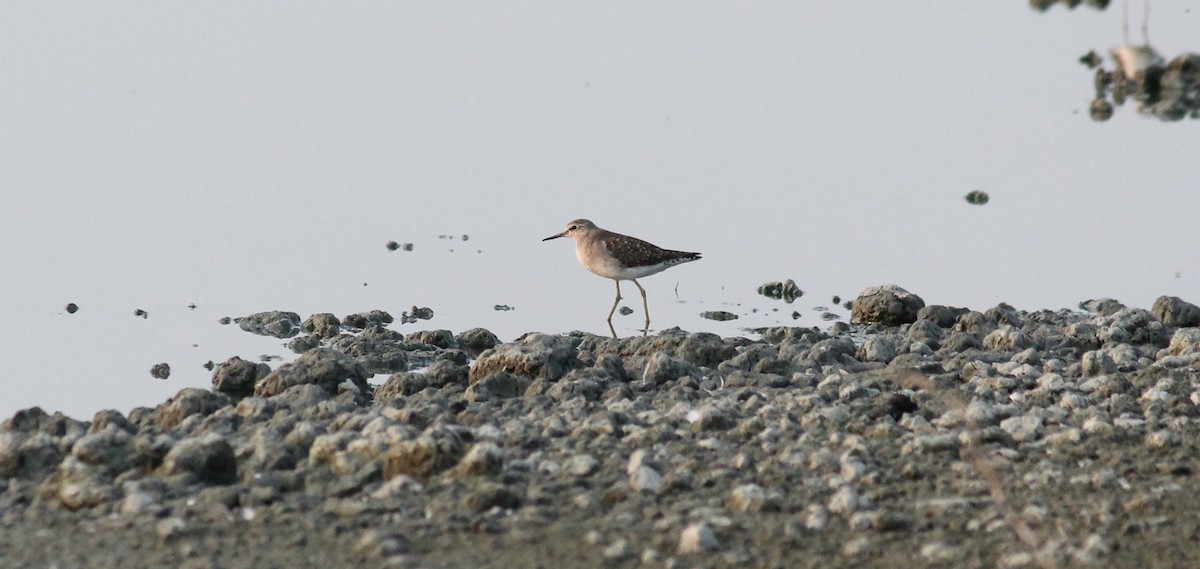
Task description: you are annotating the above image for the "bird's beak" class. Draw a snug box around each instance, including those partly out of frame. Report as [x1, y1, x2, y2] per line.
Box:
[542, 232, 565, 242]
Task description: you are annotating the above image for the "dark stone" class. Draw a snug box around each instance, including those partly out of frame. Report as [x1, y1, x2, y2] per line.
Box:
[850, 285, 925, 326]
[342, 310, 394, 329]
[301, 313, 342, 338]
[1152, 296, 1200, 328]
[915, 305, 969, 328]
[374, 373, 430, 402]
[469, 334, 581, 383]
[329, 328, 408, 375]
[870, 393, 918, 421]
[153, 389, 231, 428]
[255, 348, 372, 398]
[953, 311, 998, 337]
[406, 330, 455, 349]
[465, 372, 530, 402]
[88, 410, 133, 435]
[161, 434, 238, 485]
[237, 311, 302, 339]
[675, 332, 737, 368]
[456, 328, 501, 357]
[427, 360, 469, 388]
[212, 357, 272, 396]
[1079, 298, 1125, 316]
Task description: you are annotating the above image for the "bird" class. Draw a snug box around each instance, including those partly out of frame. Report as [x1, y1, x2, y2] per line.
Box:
[543, 218, 701, 330]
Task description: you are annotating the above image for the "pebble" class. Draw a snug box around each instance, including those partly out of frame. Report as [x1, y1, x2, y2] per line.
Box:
[677, 523, 718, 555]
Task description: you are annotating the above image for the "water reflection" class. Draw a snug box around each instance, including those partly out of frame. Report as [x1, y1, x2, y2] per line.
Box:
[1028, 0, 1110, 11]
[1087, 49, 1200, 122]
[1077, 1, 1200, 121]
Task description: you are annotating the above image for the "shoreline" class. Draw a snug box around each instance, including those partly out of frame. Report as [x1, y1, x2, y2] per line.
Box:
[2, 287, 1199, 568]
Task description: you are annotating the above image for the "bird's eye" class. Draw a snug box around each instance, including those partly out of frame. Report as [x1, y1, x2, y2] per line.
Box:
[569, 225, 577, 231]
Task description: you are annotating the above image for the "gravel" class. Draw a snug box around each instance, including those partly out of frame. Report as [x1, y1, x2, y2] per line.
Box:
[2, 289, 1200, 568]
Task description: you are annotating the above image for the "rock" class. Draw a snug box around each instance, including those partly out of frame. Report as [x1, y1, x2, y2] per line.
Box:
[677, 523, 719, 554]
[828, 485, 867, 513]
[50, 455, 118, 510]
[689, 405, 734, 432]
[71, 426, 134, 473]
[88, 410, 132, 435]
[983, 325, 1034, 352]
[869, 393, 918, 421]
[953, 311, 998, 336]
[150, 363, 171, 380]
[255, 348, 371, 398]
[211, 357, 272, 396]
[464, 372, 530, 402]
[850, 285, 925, 326]
[161, 434, 237, 485]
[1151, 296, 1200, 327]
[329, 329, 408, 375]
[1094, 308, 1167, 348]
[727, 484, 768, 512]
[628, 465, 662, 493]
[999, 414, 1043, 442]
[856, 336, 897, 363]
[640, 352, 700, 385]
[1081, 350, 1117, 377]
[271, 384, 337, 411]
[456, 443, 503, 476]
[426, 360, 469, 388]
[564, 454, 601, 477]
[1167, 328, 1200, 356]
[906, 320, 944, 350]
[406, 330, 455, 349]
[465, 481, 520, 512]
[0, 432, 55, 480]
[374, 373, 430, 402]
[916, 305, 969, 328]
[469, 334, 580, 383]
[0, 408, 84, 437]
[807, 337, 857, 366]
[356, 530, 408, 557]
[154, 389, 230, 429]
[601, 538, 633, 561]
[455, 328, 500, 357]
[1080, 298, 1125, 316]
[985, 303, 1023, 327]
[301, 313, 342, 338]
[382, 427, 465, 479]
[156, 517, 186, 542]
[757, 279, 803, 303]
[342, 310, 394, 329]
[237, 311, 302, 338]
[675, 332, 737, 367]
[287, 335, 321, 354]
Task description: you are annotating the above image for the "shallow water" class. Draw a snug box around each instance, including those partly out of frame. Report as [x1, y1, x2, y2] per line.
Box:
[1, 3, 1196, 419]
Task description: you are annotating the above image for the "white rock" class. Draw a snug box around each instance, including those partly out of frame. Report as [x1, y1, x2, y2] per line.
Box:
[727, 484, 767, 513]
[828, 485, 867, 514]
[804, 504, 829, 530]
[119, 491, 156, 515]
[677, 523, 718, 555]
[628, 465, 663, 493]
[999, 415, 1043, 442]
[565, 454, 601, 477]
[1146, 429, 1180, 448]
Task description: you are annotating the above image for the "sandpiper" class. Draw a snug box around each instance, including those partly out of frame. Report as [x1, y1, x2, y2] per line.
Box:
[543, 219, 701, 329]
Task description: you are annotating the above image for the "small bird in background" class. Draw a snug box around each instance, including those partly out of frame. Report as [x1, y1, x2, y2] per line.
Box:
[543, 218, 701, 333]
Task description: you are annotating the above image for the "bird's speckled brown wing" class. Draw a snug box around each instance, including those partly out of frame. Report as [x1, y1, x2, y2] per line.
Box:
[601, 231, 701, 268]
